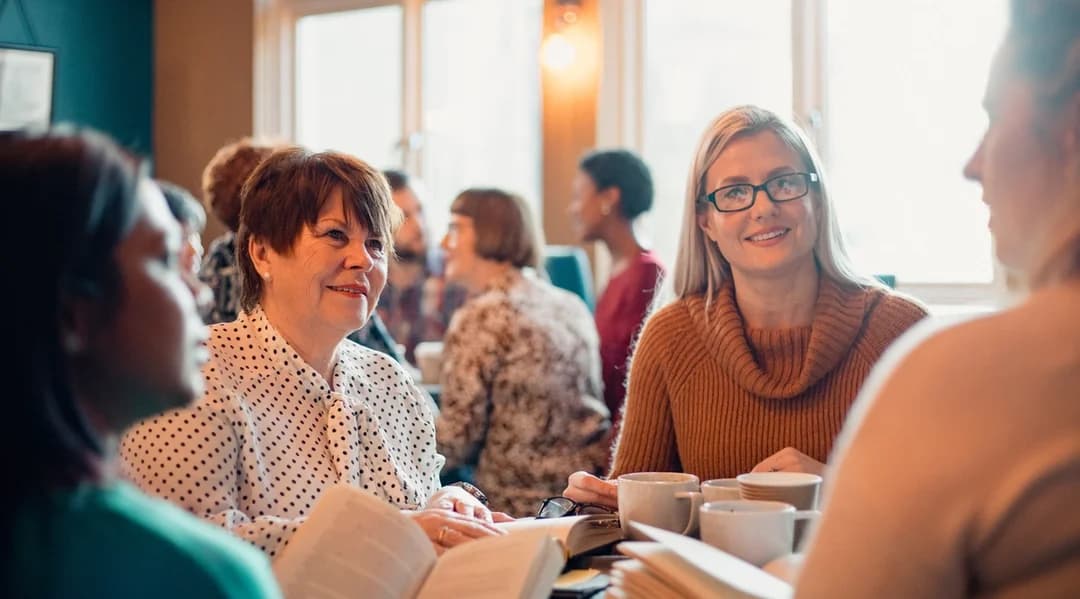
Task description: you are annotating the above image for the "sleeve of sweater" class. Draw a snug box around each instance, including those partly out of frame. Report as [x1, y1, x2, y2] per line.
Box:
[608, 303, 682, 478]
[856, 289, 930, 360]
[119, 398, 304, 559]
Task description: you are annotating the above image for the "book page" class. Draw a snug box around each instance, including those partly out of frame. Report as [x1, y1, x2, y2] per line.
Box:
[418, 528, 566, 599]
[272, 484, 437, 599]
[620, 524, 792, 599]
[499, 515, 622, 555]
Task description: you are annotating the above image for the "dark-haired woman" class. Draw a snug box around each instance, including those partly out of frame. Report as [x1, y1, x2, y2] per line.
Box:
[569, 149, 666, 430]
[2, 128, 280, 598]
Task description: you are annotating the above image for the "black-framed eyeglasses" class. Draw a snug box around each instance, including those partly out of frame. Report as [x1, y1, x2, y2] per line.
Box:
[536, 496, 616, 519]
[699, 172, 819, 213]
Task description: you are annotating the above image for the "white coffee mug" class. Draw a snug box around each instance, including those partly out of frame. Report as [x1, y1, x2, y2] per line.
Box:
[701, 478, 742, 502]
[699, 500, 820, 567]
[618, 472, 703, 539]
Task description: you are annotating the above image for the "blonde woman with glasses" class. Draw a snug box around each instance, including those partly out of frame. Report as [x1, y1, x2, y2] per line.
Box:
[565, 105, 927, 509]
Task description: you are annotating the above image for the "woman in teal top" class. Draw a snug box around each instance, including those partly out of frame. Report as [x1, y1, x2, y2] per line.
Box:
[1, 128, 281, 598]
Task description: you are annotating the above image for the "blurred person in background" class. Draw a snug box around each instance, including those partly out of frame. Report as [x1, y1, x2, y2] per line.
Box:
[377, 169, 465, 365]
[159, 179, 212, 313]
[199, 138, 277, 325]
[436, 188, 610, 516]
[569, 149, 665, 436]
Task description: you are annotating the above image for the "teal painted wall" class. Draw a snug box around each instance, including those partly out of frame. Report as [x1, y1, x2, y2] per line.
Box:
[0, 0, 152, 155]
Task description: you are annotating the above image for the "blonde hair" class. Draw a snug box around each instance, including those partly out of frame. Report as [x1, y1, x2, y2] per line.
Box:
[672, 105, 874, 303]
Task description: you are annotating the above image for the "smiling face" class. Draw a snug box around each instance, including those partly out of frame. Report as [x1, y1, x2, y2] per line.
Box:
[698, 130, 819, 281]
[253, 187, 388, 344]
[81, 180, 210, 430]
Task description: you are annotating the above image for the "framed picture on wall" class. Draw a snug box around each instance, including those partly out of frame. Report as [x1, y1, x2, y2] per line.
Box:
[0, 43, 55, 130]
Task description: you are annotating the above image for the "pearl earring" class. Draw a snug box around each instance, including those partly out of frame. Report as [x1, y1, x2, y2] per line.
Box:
[62, 333, 84, 353]
[261, 271, 271, 281]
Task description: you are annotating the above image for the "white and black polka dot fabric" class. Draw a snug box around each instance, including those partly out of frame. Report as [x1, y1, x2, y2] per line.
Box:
[119, 306, 444, 557]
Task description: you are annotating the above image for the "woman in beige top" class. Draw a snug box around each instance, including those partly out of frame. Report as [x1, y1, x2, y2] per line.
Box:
[798, 1, 1080, 596]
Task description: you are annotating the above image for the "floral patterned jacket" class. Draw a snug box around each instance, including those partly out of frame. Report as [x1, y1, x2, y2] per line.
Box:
[436, 269, 610, 516]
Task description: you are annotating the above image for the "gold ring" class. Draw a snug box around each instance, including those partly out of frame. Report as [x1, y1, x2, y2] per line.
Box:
[438, 526, 449, 544]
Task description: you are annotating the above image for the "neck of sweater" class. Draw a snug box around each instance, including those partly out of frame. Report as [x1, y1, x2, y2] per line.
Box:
[692, 277, 871, 399]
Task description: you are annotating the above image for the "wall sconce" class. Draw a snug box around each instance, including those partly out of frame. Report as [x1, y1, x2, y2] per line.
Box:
[542, 0, 584, 71]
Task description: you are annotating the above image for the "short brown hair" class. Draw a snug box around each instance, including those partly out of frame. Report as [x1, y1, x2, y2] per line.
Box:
[201, 138, 278, 231]
[236, 147, 401, 311]
[450, 188, 542, 269]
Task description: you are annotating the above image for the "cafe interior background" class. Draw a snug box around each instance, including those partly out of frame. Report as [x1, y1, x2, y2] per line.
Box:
[0, 0, 1008, 313]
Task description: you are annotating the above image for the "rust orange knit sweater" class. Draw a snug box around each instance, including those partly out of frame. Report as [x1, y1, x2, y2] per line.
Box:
[609, 277, 927, 480]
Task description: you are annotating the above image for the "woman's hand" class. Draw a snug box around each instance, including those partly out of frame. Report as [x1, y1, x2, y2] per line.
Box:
[426, 485, 515, 523]
[562, 471, 619, 510]
[752, 447, 825, 475]
[404, 509, 505, 555]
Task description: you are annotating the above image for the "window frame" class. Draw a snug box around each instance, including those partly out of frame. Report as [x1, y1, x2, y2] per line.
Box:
[596, 0, 1004, 307]
[256, 0, 424, 173]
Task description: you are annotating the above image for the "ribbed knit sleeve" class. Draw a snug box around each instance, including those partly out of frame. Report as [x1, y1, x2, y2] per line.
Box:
[608, 302, 685, 477]
[854, 290, 929, 361]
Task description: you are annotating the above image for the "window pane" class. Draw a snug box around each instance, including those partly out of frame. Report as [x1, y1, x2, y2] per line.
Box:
[422, 0, 543, 239]
[826, 0, 1006, 283]
[642, 0, 793, 271]
[295, 6, 403, 168]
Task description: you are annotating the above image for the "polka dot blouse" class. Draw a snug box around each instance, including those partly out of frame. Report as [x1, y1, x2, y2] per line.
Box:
[119, 306, 445, 557]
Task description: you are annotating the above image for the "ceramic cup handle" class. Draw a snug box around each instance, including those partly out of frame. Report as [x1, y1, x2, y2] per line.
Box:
[676, 491, 704, 536]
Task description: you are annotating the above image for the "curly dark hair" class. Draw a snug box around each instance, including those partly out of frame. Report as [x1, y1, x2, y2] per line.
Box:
[579, 149, 654, 221]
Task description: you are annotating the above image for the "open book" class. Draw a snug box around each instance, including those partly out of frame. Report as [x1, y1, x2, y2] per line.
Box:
[497, 513, 622, 557]
[609, 523, 793, 599]
[273, 484, 566, 599]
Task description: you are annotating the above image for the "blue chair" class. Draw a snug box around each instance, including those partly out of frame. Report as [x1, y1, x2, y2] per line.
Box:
[873, 274, 897, 289]
[544, 245, 596, 312]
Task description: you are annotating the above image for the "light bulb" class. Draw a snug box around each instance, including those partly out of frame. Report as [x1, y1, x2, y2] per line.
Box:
[541, 33, 577, 71]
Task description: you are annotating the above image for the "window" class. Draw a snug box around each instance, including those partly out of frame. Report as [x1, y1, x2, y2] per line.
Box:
[260, 0, 541, 241]
[421, 0, 542, 238]
[826, 0, 1006, 284]
[641, 0, 793, 268]
[294, 5, 403, 168]
[607, 0, 1008, 303]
